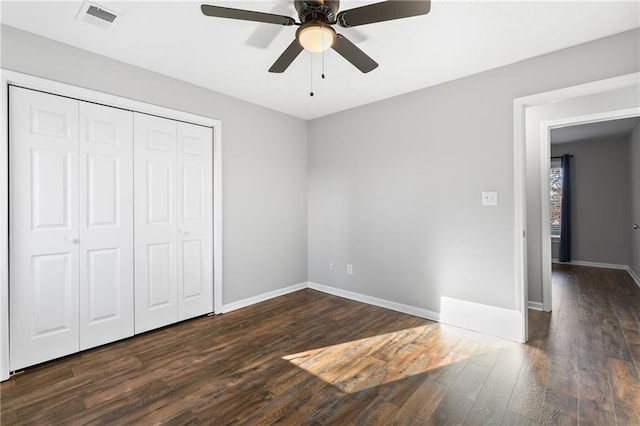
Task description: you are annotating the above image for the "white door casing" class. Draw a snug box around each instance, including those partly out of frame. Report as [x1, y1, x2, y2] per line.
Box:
[78, 101, 134, 350]
[177, 122, 213, 320]
[9, 87, 80, 370]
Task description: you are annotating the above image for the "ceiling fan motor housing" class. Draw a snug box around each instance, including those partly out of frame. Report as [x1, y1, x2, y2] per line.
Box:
[295, 0, 340, 24]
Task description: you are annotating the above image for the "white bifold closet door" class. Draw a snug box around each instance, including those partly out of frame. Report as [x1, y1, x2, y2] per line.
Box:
[78, 102, 134, 350]
[134, 113, 212, 334]
[9, 87, 134, 370]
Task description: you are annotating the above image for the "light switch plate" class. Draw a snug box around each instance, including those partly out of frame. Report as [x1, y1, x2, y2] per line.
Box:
[482, 191, 498, 206]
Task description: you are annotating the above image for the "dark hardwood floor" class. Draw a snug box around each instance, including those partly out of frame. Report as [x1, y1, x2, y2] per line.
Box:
[1, 265, 639, 424]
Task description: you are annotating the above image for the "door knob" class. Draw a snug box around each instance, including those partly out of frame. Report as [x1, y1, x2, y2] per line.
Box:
[634, 224, 639, 230]
[177, 229, 190, 236]
[66, 236, 79, 244]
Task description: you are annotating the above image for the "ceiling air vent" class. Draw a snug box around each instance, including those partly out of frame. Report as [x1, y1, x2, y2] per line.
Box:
[76, 1, 122, 31]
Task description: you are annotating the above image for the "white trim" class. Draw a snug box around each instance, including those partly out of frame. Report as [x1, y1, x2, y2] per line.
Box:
[551, 259, 629, 270]
[307, 282, 523, 341]
[513, 72, 640, 344]
[542, 109, 640, 133]
[223, 281, 524, 342]
[223, 281, 523, 342]
[513, 101, 528, 342]
[221, 282, 308, 314]
[1, 69, 216, 127]
[515, 73, 640, 106]
[308, 282, 440, 322]
[0, 69, 224, 381]
[0, 73, 9, 381]
[212, 123, 223, 314]
[440, 296, 522, 342]
[528, 301, 544, 311]
[629, 267, 640, 289]
[539, 122, 553, 312]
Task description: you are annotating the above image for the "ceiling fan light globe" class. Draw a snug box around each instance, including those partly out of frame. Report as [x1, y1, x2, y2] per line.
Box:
[298, 25, 335, 52]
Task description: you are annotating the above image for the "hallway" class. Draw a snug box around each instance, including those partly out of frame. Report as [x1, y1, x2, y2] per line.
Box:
[527, 264, 640, 424]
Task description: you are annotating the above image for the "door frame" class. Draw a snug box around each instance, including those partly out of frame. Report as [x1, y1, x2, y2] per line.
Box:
[513, 72, 640, 342]
[539, 108, 640, 312]
[0, 69, 224, 381]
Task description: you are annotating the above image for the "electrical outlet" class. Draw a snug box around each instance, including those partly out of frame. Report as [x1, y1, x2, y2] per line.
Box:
[347, 264, 353, 275]
[329, 262, 334, 272]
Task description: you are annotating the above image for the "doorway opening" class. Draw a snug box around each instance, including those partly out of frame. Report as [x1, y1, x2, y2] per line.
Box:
[513, 72, 640, 342]
[540, 112, 640, 312]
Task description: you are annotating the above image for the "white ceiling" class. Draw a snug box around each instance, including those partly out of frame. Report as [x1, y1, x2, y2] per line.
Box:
[1, 0, 639, 120]
[551, 116, 640, 144]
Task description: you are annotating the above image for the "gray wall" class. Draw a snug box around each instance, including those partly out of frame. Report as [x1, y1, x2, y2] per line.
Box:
[550, 137, 631, 265]
[0, 24, 309, 305]
[631, 122, 640, 278]
[308, 29, 640, 314]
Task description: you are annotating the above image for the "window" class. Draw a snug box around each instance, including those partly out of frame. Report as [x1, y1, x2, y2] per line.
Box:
[550, 158, 563, 238]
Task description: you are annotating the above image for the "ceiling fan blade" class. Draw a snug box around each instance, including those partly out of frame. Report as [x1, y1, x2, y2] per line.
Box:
[337, 0, 431, 28]
[332, 34, 378, 73]
[247, 2, 294, 48]
[201, 4, 295, 26]
[269, 40, 304, 73]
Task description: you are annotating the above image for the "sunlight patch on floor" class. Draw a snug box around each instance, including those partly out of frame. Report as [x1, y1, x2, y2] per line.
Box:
[282, 324, 513, 394]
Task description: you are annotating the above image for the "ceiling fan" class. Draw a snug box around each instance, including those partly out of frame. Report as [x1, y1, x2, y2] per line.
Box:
[201, 0, 431, 74]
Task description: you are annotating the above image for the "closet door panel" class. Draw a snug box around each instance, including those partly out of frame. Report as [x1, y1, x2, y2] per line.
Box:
[9, 87, 80, 370]
[134, 113, 178, 333]
[177, 122, 213, 320]
[79, 102, 134, 350]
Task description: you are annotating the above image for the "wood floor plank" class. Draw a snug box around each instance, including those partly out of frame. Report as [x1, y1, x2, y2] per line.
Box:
[500, 408, 538, 426]
[577, 370, 616, 423]
[243, 371, 329, 424]
[353, 400, 398, 425]
[430, 361, 492, 424]
[357, 371, 426, 409]
[601, 318, 634, 363]
[608, 357, 640, 424]
[465, 346, 525, 425]
[506, 345, 549, 422]
[2, 264, 639, 424]
[393, 376, 448, 423]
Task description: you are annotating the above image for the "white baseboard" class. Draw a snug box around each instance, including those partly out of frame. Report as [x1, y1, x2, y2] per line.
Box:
[552, 259, 629, 270]
[552, 259, 640, 289]
[528, 301, 544, 311]
[221, 282, 308, 313]
[222, 281, 522, 342]
[629, 267, 640, 289]
[307, 282, 440, 322]
[439, 296, 522, 342]
[308, 282, 521, 342]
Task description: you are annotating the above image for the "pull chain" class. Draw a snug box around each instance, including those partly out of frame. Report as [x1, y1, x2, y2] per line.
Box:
[321, 25, 326, 79]
[309, 52, 314, 97]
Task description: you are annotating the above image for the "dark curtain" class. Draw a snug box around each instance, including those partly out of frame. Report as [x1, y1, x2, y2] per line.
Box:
[559, 154, 571, 262]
